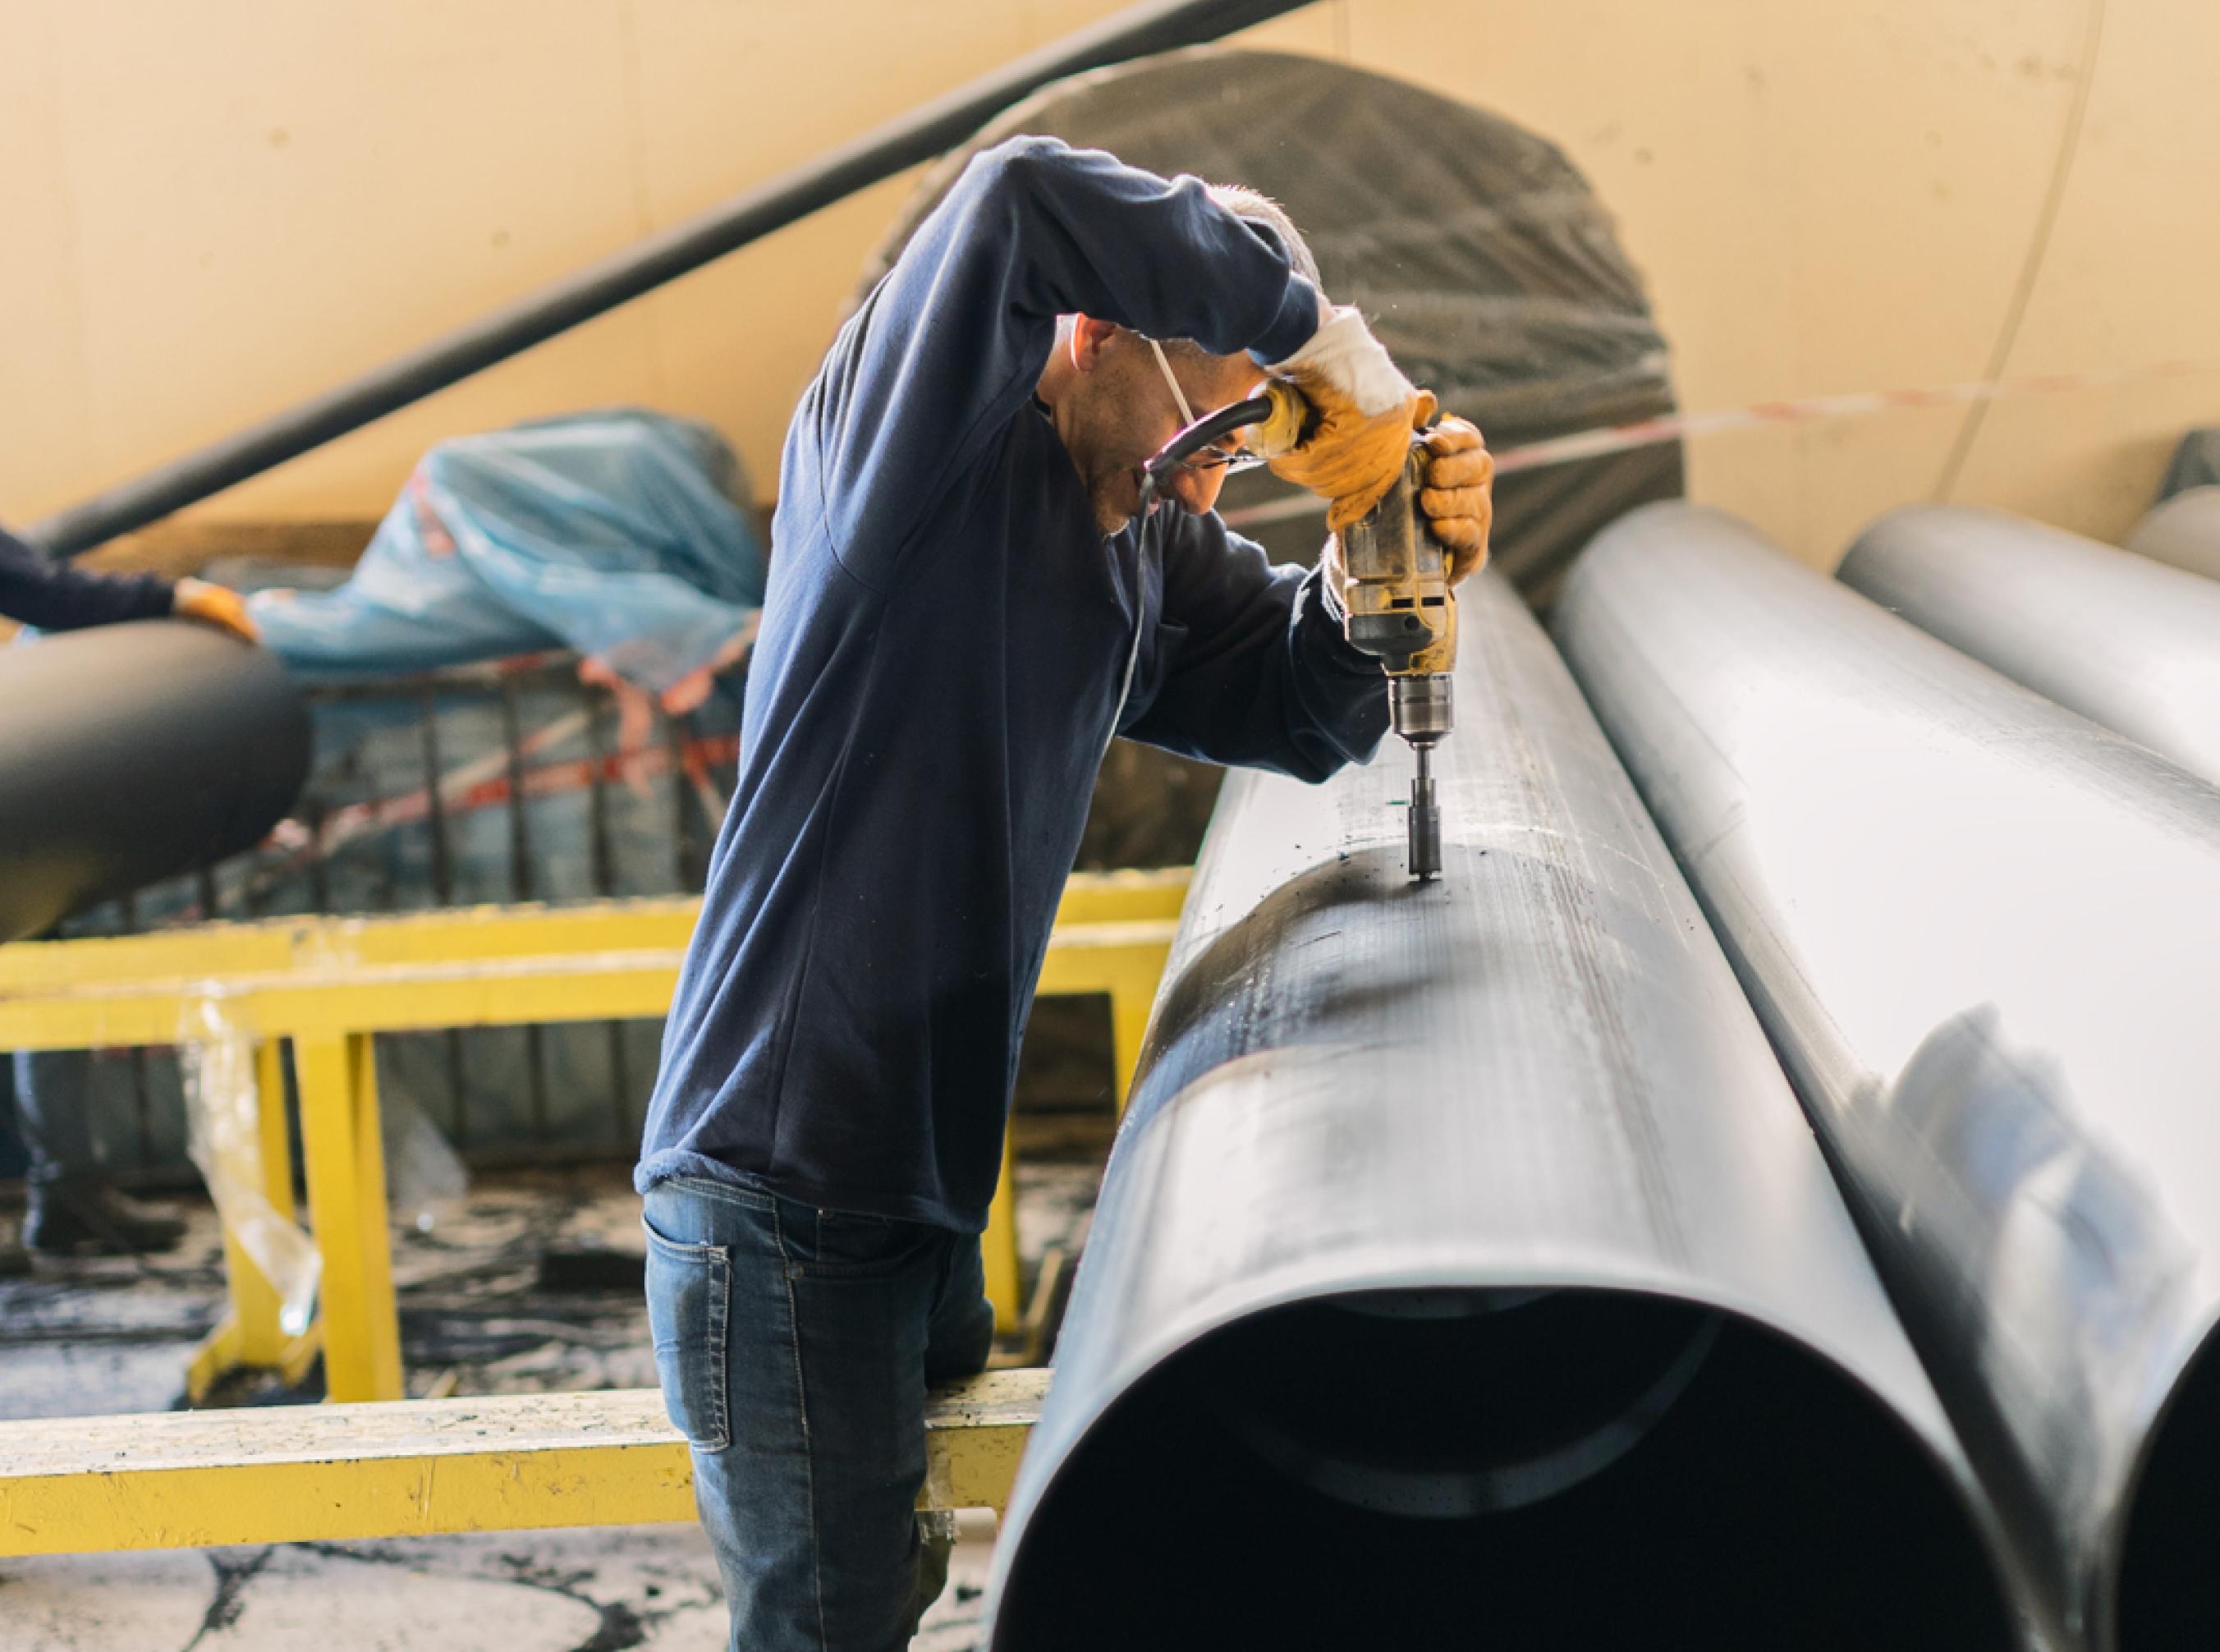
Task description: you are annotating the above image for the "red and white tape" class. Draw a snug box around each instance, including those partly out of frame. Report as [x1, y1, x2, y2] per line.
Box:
[209, 350, 2214, 904]
[1223, 356, 2220, 530]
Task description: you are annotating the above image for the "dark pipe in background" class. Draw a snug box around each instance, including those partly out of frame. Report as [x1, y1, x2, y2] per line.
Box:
[0, 622, 311, 943]
[27, 0, 1309, 558]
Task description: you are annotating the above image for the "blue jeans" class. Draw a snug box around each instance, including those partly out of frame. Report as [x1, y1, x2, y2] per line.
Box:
[644, 1175, 995, 1652]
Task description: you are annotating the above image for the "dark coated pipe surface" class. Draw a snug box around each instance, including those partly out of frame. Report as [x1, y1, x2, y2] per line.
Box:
[2126, 485, 2220, 583]
[1555, 502, 2220, 1651]
[28, 0, 1307, 557]
[1838, 505, 2220, 788]
[984, 571, 2022, 1650]
[0, 622, 310, 942]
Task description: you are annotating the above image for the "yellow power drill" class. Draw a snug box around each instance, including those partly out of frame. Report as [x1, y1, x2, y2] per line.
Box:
[1140, 386, 1455, 881]
[1333, 434, 1455, 880]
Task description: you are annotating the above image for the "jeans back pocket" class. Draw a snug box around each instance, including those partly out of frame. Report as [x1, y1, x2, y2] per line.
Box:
[643, 1222, 732, 1453]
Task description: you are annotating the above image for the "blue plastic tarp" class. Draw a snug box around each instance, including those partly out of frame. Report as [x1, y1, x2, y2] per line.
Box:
[250, 409, 768, 695]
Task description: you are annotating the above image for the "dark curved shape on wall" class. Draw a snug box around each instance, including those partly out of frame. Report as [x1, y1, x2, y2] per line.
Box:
[0, 622, 311, 943]
[1556, 502, 2220, 1651]
[855, 44, 1686, 872]
[855, 47, 1683, 603]
[1838, 504, 2220, 789]
[983, 574, 2020, 1650]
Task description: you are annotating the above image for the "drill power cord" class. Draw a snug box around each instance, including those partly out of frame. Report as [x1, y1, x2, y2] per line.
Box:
[1138, 394, 1277, 516]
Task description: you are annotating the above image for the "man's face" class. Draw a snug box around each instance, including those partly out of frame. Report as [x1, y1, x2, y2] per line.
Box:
[1062, 328, 1263, 534]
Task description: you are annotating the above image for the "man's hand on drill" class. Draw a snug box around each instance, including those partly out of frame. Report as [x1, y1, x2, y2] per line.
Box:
[1263, 305, 1427, 533]
[1417, 415, 1493, 583]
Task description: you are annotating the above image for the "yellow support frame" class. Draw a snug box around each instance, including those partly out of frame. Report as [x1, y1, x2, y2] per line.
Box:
[0, 1368, 1048, 1556]
[0, 870, 1185, 1401]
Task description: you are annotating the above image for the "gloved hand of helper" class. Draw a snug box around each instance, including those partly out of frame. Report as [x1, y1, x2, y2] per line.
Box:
[1260, 305, 1428, 533]
[1416, 415, 1494, 584]
[172, 576, 259, 643]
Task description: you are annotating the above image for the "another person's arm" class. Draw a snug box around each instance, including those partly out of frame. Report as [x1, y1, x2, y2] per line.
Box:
[0, 523, 256, 640]
[0, 521, 173, 631]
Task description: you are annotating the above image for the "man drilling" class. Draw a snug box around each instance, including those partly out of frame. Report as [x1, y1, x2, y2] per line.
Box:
[637, 135, 1491, 1651]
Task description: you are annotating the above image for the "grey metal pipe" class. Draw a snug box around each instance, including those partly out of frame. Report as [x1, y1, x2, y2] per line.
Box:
[2126, 485, 2220, 582]
[0, 622, 310, 943]
[1837, 505, 2220, 788]
[1554, 502, 2220, 1652]
[984, 573, 2023, 1650]
[26, 0, 1306, 557]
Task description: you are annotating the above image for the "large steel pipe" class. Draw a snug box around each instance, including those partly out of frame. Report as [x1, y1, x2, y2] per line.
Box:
[0, 622, 310, 943]
[984, 573, 2021, 1650]
[1554, 502, 2220, 1651]
[2126, 485, 2220, 582]
[1837, 505, 2220, 787]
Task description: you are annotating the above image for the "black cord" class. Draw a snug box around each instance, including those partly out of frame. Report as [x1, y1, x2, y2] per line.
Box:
[1138, 396, 1277, 514]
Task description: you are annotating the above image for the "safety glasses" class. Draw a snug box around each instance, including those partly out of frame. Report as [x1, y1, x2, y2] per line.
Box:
[1147, 338, 1266, 476]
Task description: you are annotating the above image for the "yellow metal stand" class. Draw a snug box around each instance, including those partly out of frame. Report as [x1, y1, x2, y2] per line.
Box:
[0, 870, 1188, 1401]
[186, 1040, 322, 1401]
[295, 1033, 404, 1404]
[982, 1131, 1024, 1331]
[0, 1368, 1048, 1555]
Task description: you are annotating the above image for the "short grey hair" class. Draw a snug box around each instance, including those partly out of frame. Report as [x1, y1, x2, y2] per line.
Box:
[1208, 182, 1321, 288]
[1155, 182, 1320, 365]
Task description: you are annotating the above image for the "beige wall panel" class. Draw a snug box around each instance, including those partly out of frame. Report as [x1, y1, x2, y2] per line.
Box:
[16, 0, 654, 516]
[1332, 0, 2102, 563]
[0, 5, 99, 502]
[1944, 0, 2220, 545]
[5, 0, 2217, 567]
[0, 0, 1143, 525]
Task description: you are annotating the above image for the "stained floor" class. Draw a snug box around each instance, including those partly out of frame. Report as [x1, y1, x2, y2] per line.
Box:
[0, 1143, 1106, 1652]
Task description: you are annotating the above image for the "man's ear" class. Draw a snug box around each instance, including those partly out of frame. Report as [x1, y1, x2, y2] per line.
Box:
[1067, 314, 1119, 373]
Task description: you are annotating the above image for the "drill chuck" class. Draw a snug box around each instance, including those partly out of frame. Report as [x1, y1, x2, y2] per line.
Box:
[1390, 674, 1453, 745]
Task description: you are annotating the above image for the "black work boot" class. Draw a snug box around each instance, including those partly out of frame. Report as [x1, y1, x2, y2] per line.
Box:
[24, 1181, 187, 1256]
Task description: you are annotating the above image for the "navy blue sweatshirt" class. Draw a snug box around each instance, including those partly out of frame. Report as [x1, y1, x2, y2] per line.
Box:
[637, 137, 1389, 1231]
[0, 523, 173, 630]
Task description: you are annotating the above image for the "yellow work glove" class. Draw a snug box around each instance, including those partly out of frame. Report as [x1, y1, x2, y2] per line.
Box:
[172, 576, 259, 643]
[1417, 415, 1494, 585]
[1260, 306, 1428, 534]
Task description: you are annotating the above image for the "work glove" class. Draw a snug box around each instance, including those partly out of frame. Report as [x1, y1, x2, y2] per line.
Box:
[1259, 306, 1428, 533]
[1416, 415, 1494, 585]
[172, 576, 259, 643]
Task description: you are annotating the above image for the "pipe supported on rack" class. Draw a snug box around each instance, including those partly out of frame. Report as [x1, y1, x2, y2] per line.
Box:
[1555, 502, 2220, 1652]
[983, 571, 2022, 1652]
[1837, 504, 2220, 788]
[26, 0, 1308, 558]
[0, 621, 311, 943]
[2126, 485, 2220, 583]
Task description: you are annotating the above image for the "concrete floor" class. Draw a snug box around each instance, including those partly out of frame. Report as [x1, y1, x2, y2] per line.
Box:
[5, 1517, 1000, 1652]
[0, 1145, 1105, 1651]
